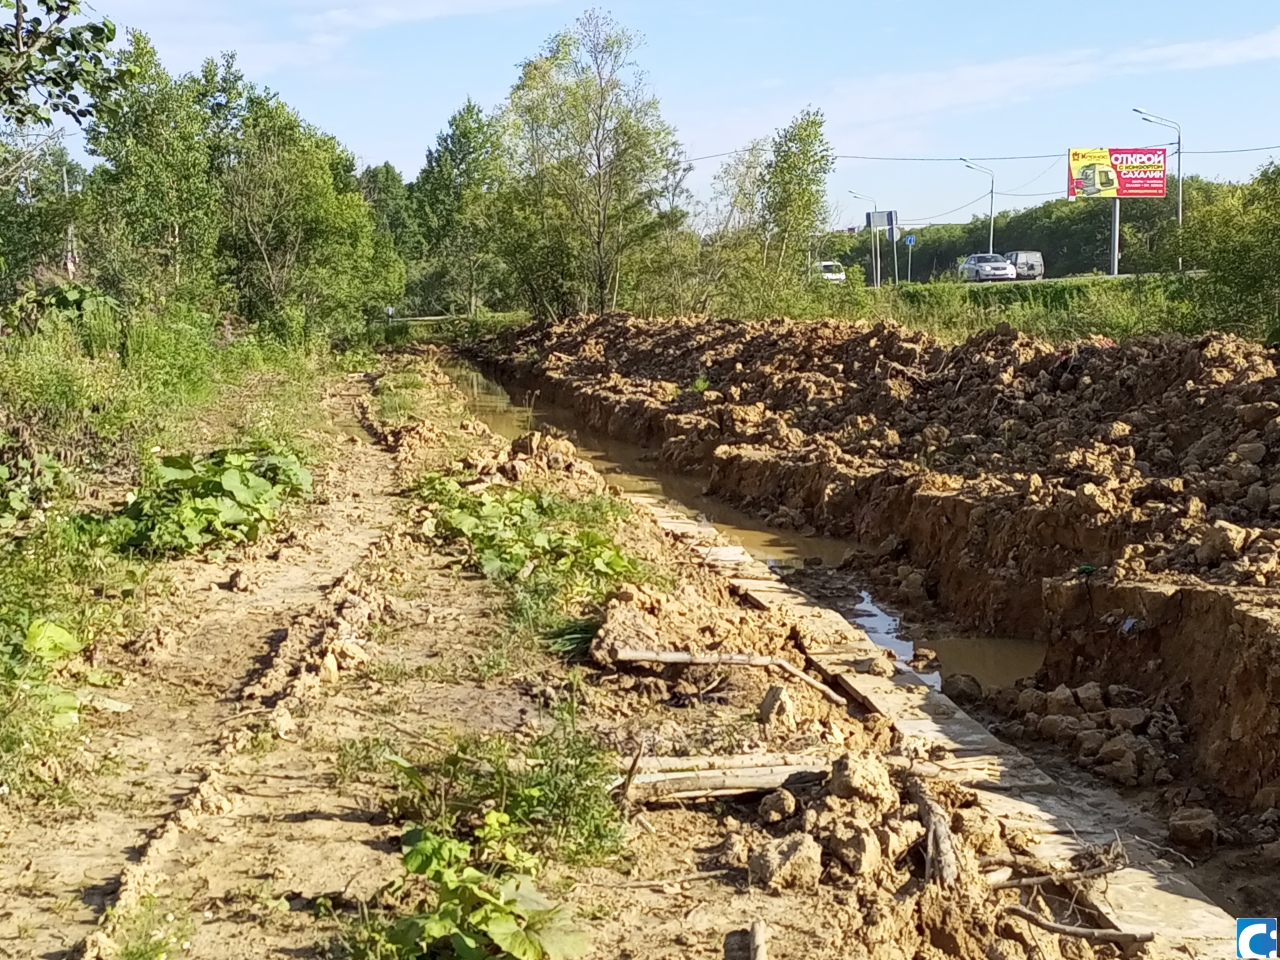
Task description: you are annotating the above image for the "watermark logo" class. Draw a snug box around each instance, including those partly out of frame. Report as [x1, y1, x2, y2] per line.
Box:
[1238, 918, 1278, 958]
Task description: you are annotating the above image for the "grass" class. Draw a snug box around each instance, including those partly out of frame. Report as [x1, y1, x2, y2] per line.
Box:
[0, 303, 333, 801]
[390, 709, 623, 867]
[373, 370, 432, 427]
[110, 897, 194, 960]
[335, 736, 398, 787]
[413, 473, 641, 661]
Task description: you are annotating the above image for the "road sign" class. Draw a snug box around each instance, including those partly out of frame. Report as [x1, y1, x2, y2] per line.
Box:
[904, 234, 916, 246]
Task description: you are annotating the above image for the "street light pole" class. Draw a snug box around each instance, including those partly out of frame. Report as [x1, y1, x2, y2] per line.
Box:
[961, 158, 995, 254]
[1134, 108, 1183, 271]
[848, 190, 880, 288]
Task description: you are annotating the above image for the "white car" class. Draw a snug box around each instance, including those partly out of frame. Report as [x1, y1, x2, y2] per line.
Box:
[959, 254, 1016, 282]
[817, 261, 846, 283]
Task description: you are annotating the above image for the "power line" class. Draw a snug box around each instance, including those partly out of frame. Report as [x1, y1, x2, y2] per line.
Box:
[1184, 143, 1280, 155]
[900, 191, 991, 224]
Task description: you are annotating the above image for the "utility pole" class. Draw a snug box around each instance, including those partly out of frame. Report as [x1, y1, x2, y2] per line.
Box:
[1111, 197, 1121, 276]
[891, 222, 899, 284]
[1134, 108, 1183, 271]
[961, 159, 996, 254]
[849, 190, 879, 288]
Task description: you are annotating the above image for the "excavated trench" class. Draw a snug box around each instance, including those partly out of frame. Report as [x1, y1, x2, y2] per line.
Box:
[443, 361, 1047, 691]
[465, 315, 1280, 815]
[440, 357, 1277, 933]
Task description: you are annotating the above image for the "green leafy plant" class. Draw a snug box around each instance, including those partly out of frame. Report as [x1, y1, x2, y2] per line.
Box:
[121, 442, 311, 555]
[377, 829, 588, 960]
[389, 715, 623, 867]
[0, 453, 62, 530]
[415, 474, 637, 641]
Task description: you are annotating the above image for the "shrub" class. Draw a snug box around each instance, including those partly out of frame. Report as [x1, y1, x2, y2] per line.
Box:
[121, 443, 312, 555]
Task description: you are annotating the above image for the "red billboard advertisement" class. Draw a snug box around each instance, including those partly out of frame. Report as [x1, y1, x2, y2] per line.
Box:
[1067, 147, 1167, 199]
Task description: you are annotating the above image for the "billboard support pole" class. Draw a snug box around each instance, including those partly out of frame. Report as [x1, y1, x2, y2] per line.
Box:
[1110, 197, 1121, 276]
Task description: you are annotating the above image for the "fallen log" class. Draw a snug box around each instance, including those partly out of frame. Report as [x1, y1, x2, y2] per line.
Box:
[906, 775, 959, 889]
[623, 753, 833, 774]
[618, 763, 830, 803]
[991, 863, 1122, 890]
[1004, 905, 1154, 947]
[607, 648, 847, 706]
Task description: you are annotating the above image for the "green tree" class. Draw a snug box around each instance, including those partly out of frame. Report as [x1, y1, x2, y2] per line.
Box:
[0, 0, 125, 126]
[81, 32, 224, 304]
[410, 99, 505, 315]
[0, 132, 81, 298]
[1194, 163, 1280, 337]
[760, 108, 833, 278]
[221, 96, 401, 341]
[502, 9, 675, 316]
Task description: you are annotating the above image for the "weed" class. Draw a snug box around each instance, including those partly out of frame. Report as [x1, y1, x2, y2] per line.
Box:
[120, 443, 312, 556]
[342, 839, 587, 960]
[374, 370, 431, 427]
[336, 736, 398, 787]
[390, 709, 622, 866]
[415, 474, 638, 648]
[686, 375, 711, 394]
[109, 898, 194, 960]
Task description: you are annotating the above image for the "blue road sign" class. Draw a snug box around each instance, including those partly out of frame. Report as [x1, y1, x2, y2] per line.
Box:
[904, 234, 916, 246]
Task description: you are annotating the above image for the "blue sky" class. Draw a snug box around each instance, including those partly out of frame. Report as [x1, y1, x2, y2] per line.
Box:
[92, 0, 1280, 227]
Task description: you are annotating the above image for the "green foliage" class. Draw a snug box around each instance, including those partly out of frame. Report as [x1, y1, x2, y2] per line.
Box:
[391, 720, 624, 865]
[351, 829, 588, 960]
[223, 96, 404, 343]
[83, 32, 227, 305]
[407, 99, 507, 317]
[121, 443, 311, 555]
[875, 273, 1205, 342]
[1190, 163, 1280, 337]
[415, 473, 636, 638]
[110, 897, 194, 960]
[0, 453, 61, 530]
[0, 1, 128, 127]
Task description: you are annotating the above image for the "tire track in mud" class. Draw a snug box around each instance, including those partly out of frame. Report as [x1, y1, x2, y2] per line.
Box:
[0, 383, 405, 959]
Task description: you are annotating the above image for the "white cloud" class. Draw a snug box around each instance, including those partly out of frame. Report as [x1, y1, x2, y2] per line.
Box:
[823, 23, 1280, 135]
[100, 0, 562, 75]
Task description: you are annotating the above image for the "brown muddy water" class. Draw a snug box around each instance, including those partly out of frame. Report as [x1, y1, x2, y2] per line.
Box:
[443, 362, 1046, 689]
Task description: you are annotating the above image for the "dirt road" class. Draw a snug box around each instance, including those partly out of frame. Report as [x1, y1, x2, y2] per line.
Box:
[0, 344, 1246, 959]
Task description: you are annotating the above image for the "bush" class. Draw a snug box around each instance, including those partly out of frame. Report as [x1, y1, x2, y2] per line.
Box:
[415, 474, 637, 640]
[121, 443, 312, 555]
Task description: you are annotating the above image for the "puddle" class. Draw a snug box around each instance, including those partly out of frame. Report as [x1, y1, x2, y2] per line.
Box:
[442, 360, 1045, 690]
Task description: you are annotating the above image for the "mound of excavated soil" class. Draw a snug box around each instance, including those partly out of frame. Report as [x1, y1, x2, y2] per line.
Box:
[484, 314, 1280, 809]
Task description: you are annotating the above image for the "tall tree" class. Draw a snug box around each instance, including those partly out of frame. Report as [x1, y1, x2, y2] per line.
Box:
[410, 99, 504, 315]
[82, 32, 224, 302]
[760, 108, 833, 277]
[0, 0, 125, 126]
[221, 96, 400, 341]
[0, 131, 80, 298]
[504, 9, 674, 316]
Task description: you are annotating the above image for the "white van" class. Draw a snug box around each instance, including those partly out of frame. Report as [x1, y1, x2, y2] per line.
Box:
[1003, 251, 1045, 280]
[817, 261, 846, 283]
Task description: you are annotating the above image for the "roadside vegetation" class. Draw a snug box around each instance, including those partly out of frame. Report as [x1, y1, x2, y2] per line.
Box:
[415, 474, 638, 656]
[0, 6, 397, 809]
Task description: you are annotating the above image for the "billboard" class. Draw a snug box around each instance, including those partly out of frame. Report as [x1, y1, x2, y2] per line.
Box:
[1067, 147, 1167, 199]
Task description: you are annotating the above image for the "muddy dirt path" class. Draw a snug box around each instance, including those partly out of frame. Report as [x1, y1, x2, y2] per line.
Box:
[0, 375, 531, 959]
[0, 348, 1245, 960]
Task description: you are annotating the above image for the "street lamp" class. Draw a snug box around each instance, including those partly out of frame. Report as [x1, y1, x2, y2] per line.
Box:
[1134, 108, 1183, 271]
[961, 158, 995, 254]
[848, 190, 880, 288]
